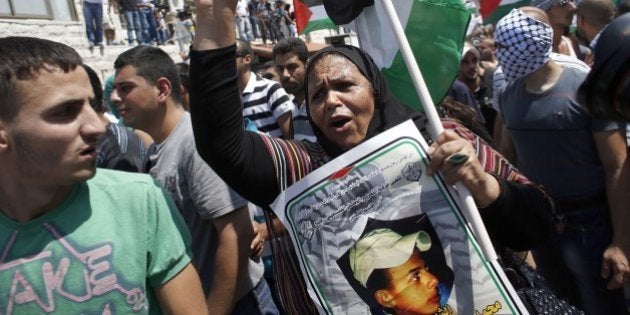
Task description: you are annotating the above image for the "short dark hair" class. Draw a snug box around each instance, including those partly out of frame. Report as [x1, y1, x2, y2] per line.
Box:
[114, 45, 183, 104]
[365, 268, 390, 294]
[176, 62, 190, 91]
[576, 0, 614, 29]
[0, 37, 82, 121]
[255, 60, 276, 72]
[272, 37, 309, 64]
[82, 65, 105, 113]
[236, 38, 253, 56]
[365, 268, 395, 312]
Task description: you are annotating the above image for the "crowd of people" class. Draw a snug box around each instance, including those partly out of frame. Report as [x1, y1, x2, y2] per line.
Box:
[1, 0, 629, 314]
[234, 0, 297, 46]
[82, 0, 297, 49]
[446, 1, 630, 313]
[82, 0, 196, 47]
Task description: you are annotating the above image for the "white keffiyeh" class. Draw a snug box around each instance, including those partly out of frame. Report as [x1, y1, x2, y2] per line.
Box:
[494, 9, 553, 82]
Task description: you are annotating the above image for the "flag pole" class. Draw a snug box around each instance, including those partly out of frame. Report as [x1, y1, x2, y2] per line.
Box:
[380, 0, 497, 261]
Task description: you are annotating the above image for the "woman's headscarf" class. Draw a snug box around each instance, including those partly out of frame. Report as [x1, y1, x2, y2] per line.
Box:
[304, 45, 426, 158]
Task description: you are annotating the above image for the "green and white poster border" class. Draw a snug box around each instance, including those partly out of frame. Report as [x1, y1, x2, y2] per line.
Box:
[271, 120, 528, 314]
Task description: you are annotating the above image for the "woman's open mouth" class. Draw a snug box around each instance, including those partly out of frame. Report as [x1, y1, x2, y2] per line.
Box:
[330, 117, 352, 131]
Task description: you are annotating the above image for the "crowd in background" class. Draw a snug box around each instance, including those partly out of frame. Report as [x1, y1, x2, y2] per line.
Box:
[83, 0, 197, 47]
[234, 0, 297, 45]
[82, 0, 297, 49]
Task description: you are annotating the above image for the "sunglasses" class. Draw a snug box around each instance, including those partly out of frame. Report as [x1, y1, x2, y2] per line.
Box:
[235, 51, 250, 57]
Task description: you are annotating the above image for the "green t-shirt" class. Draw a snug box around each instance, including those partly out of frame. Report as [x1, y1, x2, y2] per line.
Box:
[0, 169, 192, 314]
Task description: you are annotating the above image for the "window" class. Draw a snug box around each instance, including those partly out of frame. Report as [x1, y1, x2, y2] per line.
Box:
[49, 0, 75, 21]
[0, 0, 77, 20]
[0, 0, 11, 15]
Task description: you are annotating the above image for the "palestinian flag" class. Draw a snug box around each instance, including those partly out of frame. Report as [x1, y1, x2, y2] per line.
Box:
[294, 0, 337, 34]
[478, 0, 529, 25]
[323, 0, 470, 112]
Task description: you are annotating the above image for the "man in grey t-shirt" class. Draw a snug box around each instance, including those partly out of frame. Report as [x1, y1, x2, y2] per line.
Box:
[496, 8, 628, 314]
[112, 45, 278, 314]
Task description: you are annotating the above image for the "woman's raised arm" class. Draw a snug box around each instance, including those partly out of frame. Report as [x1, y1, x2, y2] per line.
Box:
[189, 0, 281, 206]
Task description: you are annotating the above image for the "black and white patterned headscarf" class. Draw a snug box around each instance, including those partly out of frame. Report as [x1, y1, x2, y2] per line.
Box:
[494, 9, 553, 82]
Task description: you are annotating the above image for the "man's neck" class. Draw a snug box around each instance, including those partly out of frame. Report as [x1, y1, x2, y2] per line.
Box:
[148, 101, 186, 144]
[238, 71, 251, 94]
[524, 61, 563, 94]
[0, 176, 73, 222]
[552, 25, 564, 53]
[294, 92, 305, 106]
[460, 76, 481, 93]
[584, 25, 600, 42]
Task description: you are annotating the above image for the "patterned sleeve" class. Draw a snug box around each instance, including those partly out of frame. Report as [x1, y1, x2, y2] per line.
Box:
[443, 119, 554, 250]
[257, 135, 328, 190]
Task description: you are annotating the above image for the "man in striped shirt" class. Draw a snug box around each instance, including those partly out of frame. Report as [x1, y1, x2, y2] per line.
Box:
[237, 39, 294, 138]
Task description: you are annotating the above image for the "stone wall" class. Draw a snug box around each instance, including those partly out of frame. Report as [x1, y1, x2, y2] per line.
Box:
[0, 4, 186, 82]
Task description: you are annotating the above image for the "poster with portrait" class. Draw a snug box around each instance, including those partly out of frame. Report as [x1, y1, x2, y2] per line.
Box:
[271, 120, 528, 314]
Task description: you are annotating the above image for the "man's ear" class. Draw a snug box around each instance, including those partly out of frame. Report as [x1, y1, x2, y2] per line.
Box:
[244, 54, 253, 66]
[155, 77, 172, 102]
[374, 289, 395, 308]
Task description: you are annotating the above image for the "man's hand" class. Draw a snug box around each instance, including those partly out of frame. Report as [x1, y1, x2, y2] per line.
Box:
[193, 0, 238, 50]
[207, 206, 254, 313]
[250, 220, 268, 258]
[427, 130, 500, 207]
[601, 243, 630, 289]
[594, 129, 630, 290]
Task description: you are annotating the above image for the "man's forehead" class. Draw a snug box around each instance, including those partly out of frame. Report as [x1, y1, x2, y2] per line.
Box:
[114, 67, 141, 85]
[386, 251, 426, 279]
[463, 51, 479, 61]
[16, 66, 92, 108]
[276, 52, 304, 65]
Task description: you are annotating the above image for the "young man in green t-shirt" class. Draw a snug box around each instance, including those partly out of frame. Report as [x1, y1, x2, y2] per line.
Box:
[0, 36, 207, 314]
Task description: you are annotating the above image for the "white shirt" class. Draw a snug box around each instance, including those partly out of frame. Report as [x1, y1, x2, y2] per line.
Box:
[236, 0, 249, 17]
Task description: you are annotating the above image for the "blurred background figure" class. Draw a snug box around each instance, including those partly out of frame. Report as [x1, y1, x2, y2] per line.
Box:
[117, 0, 145, 45]
[83, 64, 146, 172]
[578, 13, 630, 121]
[176, 62, 191, 110]
[103, 0, 126, 45]
[256, 60, 281, 82]
[236, 0, 254, 41]
[83, 0, 104, 48]
[576, 0, 615, 65]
